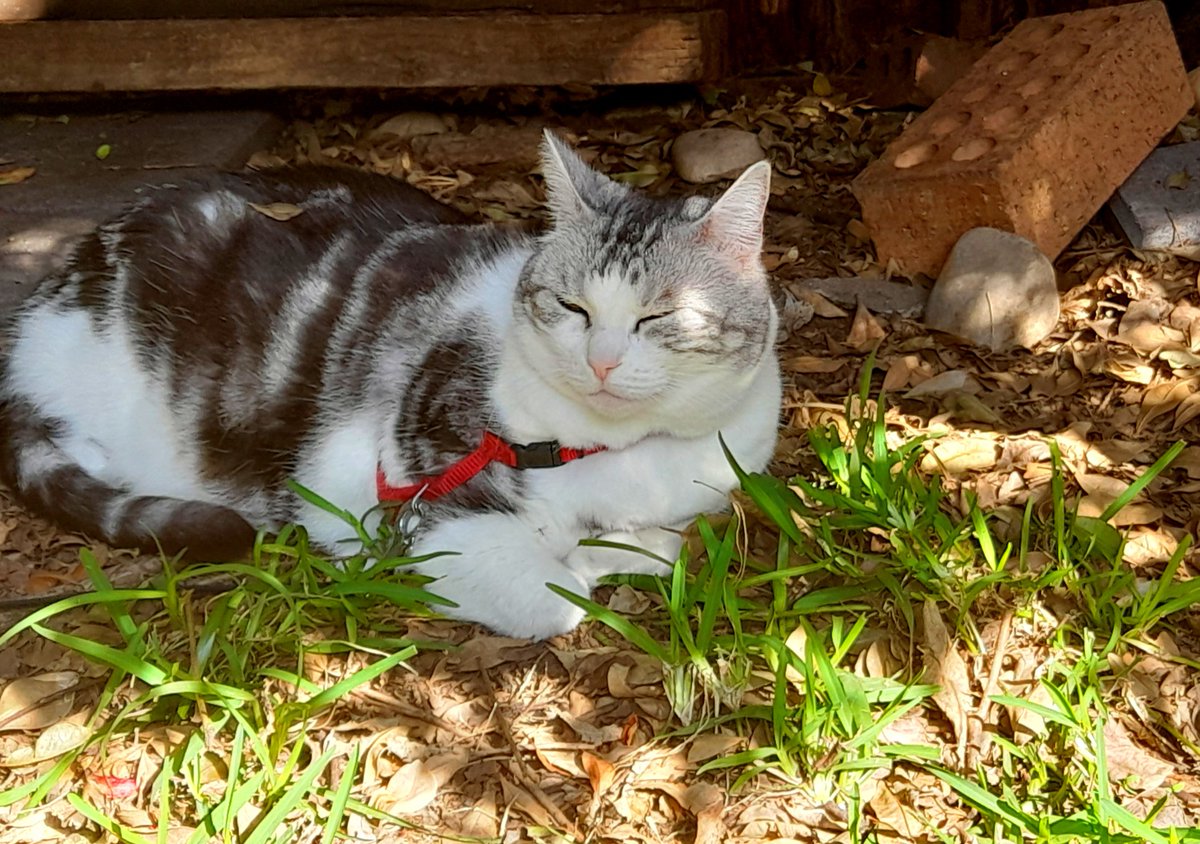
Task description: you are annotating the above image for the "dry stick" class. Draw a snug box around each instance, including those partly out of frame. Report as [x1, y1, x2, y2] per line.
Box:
[968, 609, 1014, 769]
[482, 668, 576, 834]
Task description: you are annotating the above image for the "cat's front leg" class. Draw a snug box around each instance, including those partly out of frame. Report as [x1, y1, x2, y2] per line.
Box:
[408, 511, 589, 640]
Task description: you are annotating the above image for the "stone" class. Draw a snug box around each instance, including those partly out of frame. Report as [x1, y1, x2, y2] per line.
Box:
[0, 109, 283, 312]
[924, 227, 1059, 351]
[852, 1, 1193, 277]
[369, 111, 452, 140]
[671, 128, 764, 184]
[1109, 140, 1200, 260]
[795, 275, 928, 318]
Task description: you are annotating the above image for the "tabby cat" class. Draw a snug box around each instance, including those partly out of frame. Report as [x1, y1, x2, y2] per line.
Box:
[0, 132, 781, 639]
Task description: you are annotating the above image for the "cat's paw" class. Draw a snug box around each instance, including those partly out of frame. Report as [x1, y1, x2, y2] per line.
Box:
[414, 556, 589, 640]
[565, 527, 681, 585]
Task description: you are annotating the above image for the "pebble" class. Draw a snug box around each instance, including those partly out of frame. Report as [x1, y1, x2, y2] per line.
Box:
[924, 227, 1059, 351]
[369, 111, 452, 140]
[671, 128, 765, 184]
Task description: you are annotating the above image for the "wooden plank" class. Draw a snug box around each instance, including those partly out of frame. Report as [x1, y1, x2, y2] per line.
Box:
[0, 12, 725, 92]
[0, 0, 715, 22]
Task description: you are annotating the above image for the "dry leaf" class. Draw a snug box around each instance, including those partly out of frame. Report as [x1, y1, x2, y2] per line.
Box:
[581, 751, 616, 796]
[0, 671, 79, 731]
[248, 201, 305, 221]
[784, 355, 845, 373]
[1138, 380, 1198, 432]
[796, 289, 849, 318]
[1123, 528, 1179, 566]
[683, 782, 726, 844]
[920, 438, 1000, 474]
[0, 165, 36, 185]
[1104, 718, 1173, 790]
[1165, 169, 1192, 190]
[922, 599, 971, 750]
[379, 760, 439, 814]
[686, 733, 743, 764]
[845, 302, 886, 352]
[905, 370, 978, 398]
[34, 721, 88, 760]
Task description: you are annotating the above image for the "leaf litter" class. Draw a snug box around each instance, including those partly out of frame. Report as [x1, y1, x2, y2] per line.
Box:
[1, 81, 1200, 842]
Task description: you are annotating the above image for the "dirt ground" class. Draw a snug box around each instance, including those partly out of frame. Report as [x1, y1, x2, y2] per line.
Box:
[2, 78, 1200, 841]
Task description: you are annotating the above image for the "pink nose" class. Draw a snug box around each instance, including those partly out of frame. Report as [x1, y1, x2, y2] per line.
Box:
[589, 358, 620, 381]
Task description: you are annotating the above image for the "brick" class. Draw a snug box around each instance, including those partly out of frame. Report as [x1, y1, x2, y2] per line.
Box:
[852, 1, 1193, 277]
[1109, 140, 1200, 260]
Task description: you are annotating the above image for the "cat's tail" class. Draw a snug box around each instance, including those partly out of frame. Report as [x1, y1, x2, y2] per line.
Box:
[0, 398, 257, 560]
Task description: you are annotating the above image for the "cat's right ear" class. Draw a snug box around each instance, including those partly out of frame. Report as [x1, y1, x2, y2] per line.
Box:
[540, 130, 601, 224]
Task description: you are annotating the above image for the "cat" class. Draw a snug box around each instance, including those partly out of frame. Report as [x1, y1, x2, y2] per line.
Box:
[0, 131, 782, 639]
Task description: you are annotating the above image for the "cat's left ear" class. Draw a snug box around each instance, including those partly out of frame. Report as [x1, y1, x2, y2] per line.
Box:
[696, 160, 771, 267]
[540, 130, 610, 223]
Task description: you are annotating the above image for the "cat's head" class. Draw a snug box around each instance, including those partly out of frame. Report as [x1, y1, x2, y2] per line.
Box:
[512, 131, 777, 435]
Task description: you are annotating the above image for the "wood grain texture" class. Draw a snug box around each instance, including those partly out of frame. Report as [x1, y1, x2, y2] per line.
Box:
[0, 12, 725, 92]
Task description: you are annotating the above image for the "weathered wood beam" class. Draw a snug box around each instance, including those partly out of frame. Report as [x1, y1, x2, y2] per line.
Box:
[0, 12, 725, 92]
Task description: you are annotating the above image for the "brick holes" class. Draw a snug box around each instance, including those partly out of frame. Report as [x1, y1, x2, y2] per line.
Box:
[894, 142, 938, 169]
[1019, 75, 1060, 97]
[952, 137, 997, 161]
[983, 103, 1030, 132]
[930, 111, 972, 138]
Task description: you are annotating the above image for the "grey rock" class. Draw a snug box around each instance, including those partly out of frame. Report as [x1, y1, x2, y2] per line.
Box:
[671, 128, 764, 184]
[925, 227, 1059, 351]
[1109, 140, 1200, 261]
[369, 111, 452, 140]
[796, 275, 928, 318]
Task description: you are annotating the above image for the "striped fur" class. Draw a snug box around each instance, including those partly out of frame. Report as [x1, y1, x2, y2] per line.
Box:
[0, 134, 782, 638]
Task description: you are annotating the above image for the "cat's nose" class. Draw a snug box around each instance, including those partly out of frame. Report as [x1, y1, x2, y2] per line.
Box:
[589, 357, 621, 381]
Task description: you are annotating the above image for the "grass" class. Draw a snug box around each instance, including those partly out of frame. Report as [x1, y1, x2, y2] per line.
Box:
[561, 363, 1200, 840]
[0, 503, 441, 842]
[4, 365, 1200, 841]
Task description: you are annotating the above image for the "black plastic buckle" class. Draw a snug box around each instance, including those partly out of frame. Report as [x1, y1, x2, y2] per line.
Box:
[510, 440, 563, 469]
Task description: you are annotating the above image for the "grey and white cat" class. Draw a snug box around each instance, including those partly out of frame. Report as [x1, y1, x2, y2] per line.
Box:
[0, 132, 781, 639]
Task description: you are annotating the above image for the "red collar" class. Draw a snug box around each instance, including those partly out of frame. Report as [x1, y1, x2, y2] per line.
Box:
[376, 430, 605, 504]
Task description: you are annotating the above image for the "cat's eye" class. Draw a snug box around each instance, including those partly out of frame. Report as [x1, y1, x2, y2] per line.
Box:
[635, 312, 673, 332]
[557, 298, 591, 326]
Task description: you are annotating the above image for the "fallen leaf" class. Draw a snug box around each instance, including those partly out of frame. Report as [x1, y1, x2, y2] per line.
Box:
[1123, 528, 1178, 566]
[920, 438, 1000, 474]
[379, 760, 439, 814]
[922, 599, 971, 753]
[796, 289, 849, 318]
[686, 733, 743, 764]
[248, 201, 305, 221]
[845, 302, 886, 352]
[0, 165, 36, 185]
[0, 671, 79, 731]
[905, 369, 977, 398]
[1165, 169, 1192, 190]
[783, 355, 845, 373]
[95, 144, 112, 160]
[34, 721, 88, 759]
[581, 751, 616, 796]
[1104, 718, 1173, 789]
[812, 73, 834, 96]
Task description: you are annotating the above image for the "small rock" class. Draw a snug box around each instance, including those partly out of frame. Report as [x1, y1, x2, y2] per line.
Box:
[924, 228, 1059, 351]
[671, 128, 764, 184]
[1109, 141, 1200, 261]
[795, 275, 928, 318]
[370, 111, 452, 140]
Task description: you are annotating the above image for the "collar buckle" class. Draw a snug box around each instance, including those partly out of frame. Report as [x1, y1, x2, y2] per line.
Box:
[510, 440, 563, 469]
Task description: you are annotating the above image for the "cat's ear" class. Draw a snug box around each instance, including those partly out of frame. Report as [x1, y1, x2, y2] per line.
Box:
[696, 160, 771, 267]
[540, 130, 606, 223]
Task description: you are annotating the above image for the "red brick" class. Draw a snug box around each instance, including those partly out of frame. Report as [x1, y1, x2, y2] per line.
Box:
[852, 1, 1193, 277]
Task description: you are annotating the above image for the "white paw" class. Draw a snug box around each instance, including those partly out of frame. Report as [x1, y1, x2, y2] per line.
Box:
[565, 527, 681, 585]
[413, 555, 589, 640]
